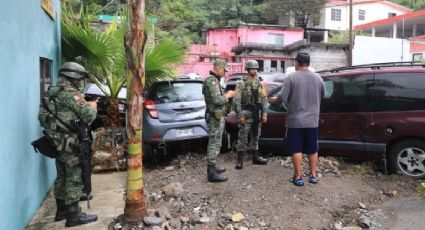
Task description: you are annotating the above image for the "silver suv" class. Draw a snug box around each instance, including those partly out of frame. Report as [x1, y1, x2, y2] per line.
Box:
[143, 79, 208, 158]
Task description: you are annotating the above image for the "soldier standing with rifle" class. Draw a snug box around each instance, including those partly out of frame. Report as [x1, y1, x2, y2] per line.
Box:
[234, 60, 268, 169]
[37, 62, 98, 227]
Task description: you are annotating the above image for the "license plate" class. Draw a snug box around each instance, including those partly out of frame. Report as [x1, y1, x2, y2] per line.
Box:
[176, 128, 194, 137]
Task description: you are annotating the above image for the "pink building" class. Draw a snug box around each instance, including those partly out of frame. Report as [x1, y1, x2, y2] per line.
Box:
[179, 23, 305, 77]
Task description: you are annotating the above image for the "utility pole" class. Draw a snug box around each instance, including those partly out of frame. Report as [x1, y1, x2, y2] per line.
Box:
[348, 0, 353, 66]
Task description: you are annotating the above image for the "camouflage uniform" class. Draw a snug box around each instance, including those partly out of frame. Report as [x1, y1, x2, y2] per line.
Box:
[233, 66, 268, 169]
[38, 62, 98, 227]
[43, 81, 97, 205]
[203, 72, 228, 166]
[202, 60, 232, 182]
[234, 76, 268, 151]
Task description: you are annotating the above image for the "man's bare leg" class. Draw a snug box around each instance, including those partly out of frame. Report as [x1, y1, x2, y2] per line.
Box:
[292, 152, 303, 179]
[308, 152, 318, 177]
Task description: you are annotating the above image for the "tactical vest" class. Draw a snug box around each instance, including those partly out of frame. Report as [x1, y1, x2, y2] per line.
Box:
[240, 77, 262, 107]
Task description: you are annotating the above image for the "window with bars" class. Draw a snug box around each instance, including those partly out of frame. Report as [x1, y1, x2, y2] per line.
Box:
[331, 8, 342, 21]
[358, 9, 366, 20]
[40, 58, 52, 98]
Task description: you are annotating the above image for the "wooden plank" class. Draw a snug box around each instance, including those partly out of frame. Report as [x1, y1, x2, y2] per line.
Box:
[41, 0, 55, 20]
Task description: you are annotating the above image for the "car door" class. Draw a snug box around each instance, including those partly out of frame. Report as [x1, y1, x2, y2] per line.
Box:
[260, 83, 286, 148]
[319, 73, 374, 154]
[368, 71, 425, 143]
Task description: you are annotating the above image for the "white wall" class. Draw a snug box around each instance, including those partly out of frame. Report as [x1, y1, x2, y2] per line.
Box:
[353, 36, 411, 65]
[319, 2, 408, 31]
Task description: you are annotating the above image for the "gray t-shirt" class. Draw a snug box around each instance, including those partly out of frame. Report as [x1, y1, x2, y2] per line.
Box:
[278, 70, 325, 128]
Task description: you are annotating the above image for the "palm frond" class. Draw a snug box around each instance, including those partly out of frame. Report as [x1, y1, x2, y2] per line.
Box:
[62, 8, 186, 96]
[145, 40, 186, 86]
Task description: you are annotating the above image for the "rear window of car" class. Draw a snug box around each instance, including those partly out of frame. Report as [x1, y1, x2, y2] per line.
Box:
[151, 82, 204, 104]
[373, 72, 425, 111]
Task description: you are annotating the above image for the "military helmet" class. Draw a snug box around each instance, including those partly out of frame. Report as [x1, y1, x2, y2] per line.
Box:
[213, 59, 230, 72]
[59, 62, 89, 79]
[245, 60, 259, 69]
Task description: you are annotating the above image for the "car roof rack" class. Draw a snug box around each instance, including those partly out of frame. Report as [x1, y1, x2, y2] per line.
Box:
[318, 62, 425, 73]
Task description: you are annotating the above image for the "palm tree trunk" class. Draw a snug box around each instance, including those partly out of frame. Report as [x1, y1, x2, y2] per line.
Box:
[124, 0, 147, 224]
[105, 98, 120, 126]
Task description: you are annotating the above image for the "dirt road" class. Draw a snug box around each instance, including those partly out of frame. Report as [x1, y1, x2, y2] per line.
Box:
[27, 151, 424, 230]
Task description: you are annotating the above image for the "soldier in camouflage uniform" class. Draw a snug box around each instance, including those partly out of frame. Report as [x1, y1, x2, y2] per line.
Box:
[38, 62, 98, 227]
[202, 60, 237, 182]
[234, 60, 268, 169]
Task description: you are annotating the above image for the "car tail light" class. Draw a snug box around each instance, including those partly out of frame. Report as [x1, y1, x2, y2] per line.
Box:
[144, 99, 159, 119]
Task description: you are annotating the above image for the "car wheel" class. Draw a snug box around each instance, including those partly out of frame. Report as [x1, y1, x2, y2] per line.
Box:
[388, 140, 425, 179]
[143, 143, 154, 162]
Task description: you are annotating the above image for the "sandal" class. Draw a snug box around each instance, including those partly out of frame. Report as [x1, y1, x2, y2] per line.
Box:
[309, 176, 319, 184]
[289, 177, 304, 186]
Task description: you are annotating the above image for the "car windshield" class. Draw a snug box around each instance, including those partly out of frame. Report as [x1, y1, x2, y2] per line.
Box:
[85, 83, 127, 99]
[152, 82, 204, 104]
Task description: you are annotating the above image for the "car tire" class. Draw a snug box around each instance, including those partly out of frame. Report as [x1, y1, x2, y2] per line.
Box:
[143, 143, 154, 162]
[388, 139, 425, 179]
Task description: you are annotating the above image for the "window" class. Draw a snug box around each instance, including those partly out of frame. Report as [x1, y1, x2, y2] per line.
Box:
[388, 12, 397, 18]
[40, 58, 52, 98]
[268, 33, 284, 45]
[331, 8, 342, 21]
[413, 53, 424, 62]
[358, 9, 366, 21]
[373, 73, 425, 112]
[256, 60, 264, 72]
[152, 82, 204, 104]
[266, 84, 287, 113]
[281, 61, 286, 72]
[321, 74, 373, 113]
[271, 60, 277, 72]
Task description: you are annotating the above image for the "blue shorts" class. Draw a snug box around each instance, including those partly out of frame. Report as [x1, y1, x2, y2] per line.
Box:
[284, 128, 319, 155]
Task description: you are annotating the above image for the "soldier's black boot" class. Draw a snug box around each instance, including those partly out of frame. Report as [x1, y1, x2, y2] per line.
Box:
[55, 199, 67, 221]
[235, 151, 244, 169]
[65, 202, 98, 227]
[56, 200, 82, 221]
[80, 193, 93, 201]
[207, 164, 228, 183]
[215, 165, 226, 174]
[252, 150, 268, 165]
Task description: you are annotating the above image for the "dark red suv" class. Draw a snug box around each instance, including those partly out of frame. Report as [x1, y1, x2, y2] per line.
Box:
[225, 63, 425, 179]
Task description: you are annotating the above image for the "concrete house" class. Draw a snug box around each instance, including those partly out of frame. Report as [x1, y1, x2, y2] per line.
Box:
[179, 23, 304, 76]
[354, 8, 425, 64]
[0, 1, 61, 229]
[312, 0, 411, 42]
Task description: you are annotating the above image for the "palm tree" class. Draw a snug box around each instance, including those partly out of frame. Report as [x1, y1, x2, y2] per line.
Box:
[61, 7, 185, 125]
[123, 0, 146, 222]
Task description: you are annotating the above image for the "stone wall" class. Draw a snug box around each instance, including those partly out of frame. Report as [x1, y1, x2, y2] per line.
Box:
[288, 42, 349, 71]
